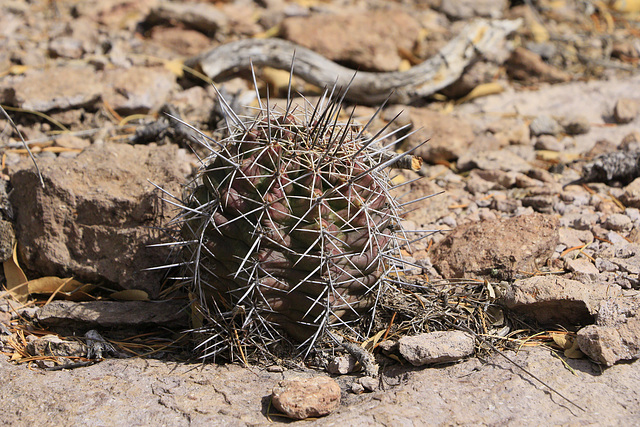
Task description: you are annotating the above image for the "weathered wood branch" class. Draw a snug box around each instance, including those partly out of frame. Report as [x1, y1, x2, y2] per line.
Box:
[186, 19, 521, 105]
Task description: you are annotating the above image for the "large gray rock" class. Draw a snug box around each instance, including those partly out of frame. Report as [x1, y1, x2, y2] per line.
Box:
[578, 297, 640, 366]
[10, 143, 187, 296]
[503, 276, 622, 326]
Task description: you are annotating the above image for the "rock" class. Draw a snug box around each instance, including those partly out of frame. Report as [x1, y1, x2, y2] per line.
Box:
[271, 376, 341, 420]
[561, 115, 591, 135]
[26, 334, 87, 358]
[521, 194, 555, 213]
[398, 331, 475, 366]
[0, 67, 103, 111]
[148, 26, 211, 56]
[534, 135, 564, 151]
[530, 115, 562, 136]
[10, 143, 187, 295]
[558, 227, 594, 248]
[613, 98, 638, 124]
[37, 300, 188, 329]
[327, 355, 356, 375]
[602, 213, 633, 232]
[458, 149, 531, 173]
[577, 297, 640, 366]
[620, 178, 640, 208]
[145, 1, 228, 36]
[280, 10, 420, 72]
[102, 67, 176, 114]
[48, 37, 84, 59]
[503, 276, 621, 326]
[438, 0, 508, 20]
[0, 220, 15, 263]
[431, 213, 559, 279]
[350, 382, 365, 394]
[620, 131, 640, 151]
[565, 258, 600, 280]
[357, 376, 378, 392]
[506, 47, 571, 84]
[406, 109, 474, 163]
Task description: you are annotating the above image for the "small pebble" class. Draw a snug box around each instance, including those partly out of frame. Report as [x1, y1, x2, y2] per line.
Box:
[530, 115, 562, 136]
[614, 98, 638, 124]
[603, 214, 632, 232]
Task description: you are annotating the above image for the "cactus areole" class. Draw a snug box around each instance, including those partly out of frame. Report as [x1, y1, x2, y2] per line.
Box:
[177, 84, 419, 361]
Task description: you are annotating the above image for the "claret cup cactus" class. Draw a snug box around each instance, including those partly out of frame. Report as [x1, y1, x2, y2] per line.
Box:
[173, 80, 424, 362]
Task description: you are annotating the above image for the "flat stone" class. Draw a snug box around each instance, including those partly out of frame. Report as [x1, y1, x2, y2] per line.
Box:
[431, 213, 559, 279]
[280, 10, 420, 72]
[37, 300, 188, 329]
[503, 276, 622, 326]
[26, 334, 87, 358]
[102, 67, 176, 114]
[10, 143, 187, 295]
[530, 115, 563, 136]
[602, 213, 633, 232]
[507, 47, 571, 84]
[405, 108, 475, 163]
[271, 376, 340, 420]
[457, 149, 531, 173]
[398, 331, 475, 366]
[0, 67, 102, 111]
[559, 227, 594, 248]
[577, 297, 640, 366]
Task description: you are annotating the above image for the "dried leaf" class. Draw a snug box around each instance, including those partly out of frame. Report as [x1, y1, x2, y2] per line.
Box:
[164, 59, 184, 78]
[3, 243, 28, 303]
[611, 0, 640, 14]
[529, 19, 549, 43]
[361, 329, 385, 351]
[457, 82, 504, 104]
[110, 289, 149, 301]
[551, 332, 571, 349]
[564, 338, 584, 359]
[28, 277, 87, 294]
[262, 67, 291, 97]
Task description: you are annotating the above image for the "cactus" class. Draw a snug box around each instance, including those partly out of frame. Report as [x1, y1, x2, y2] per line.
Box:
[171, 80, 425, 362]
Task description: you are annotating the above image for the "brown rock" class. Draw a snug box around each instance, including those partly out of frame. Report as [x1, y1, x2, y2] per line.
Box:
[0, 67, 102, 112]
[613, 98, 638, 124]
[145, 1, 228, 36]
[398, 331, 475, 366]
[620, 178, 640, 209]
[431, 213, 559, 278]
[577, 297, 640, 366]
[503, 276, 621, 326]
[148, 26, 211, 56]
[10, 143, 186, 295]
[271, 376, 340, 420]
[37, 301, 188, 329]
[280, 10, 420, 72]
[405, 108, 474, 163]
[102, 67, 176, 114]
[506, 47, 571, 84]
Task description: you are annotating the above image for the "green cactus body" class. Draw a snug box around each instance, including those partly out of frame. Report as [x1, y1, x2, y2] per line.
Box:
[177, 88, 415, 361]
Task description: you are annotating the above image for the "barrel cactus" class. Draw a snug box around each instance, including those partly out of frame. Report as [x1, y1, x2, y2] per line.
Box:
[175, 84, 422, 362]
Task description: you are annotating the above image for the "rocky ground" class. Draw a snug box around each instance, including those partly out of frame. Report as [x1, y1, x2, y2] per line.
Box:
[1, 0, 640, 425]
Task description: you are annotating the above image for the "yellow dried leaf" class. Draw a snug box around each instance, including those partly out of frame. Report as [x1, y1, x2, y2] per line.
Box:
[253, 25, 280, 39]
[262, 67, 291, 97]
[3, 243, 28, 303]
[9, 65, 29, 75]
[361, 329, 385, 351]
[398, 59, 412, 72]
[164, 59, 185, 78]
[456, 82, 504, 104]
[529, 19, 549, 43]
[110, 289, 149, 301]
[612, 0, 640, 13]
[551, 332, 571, 349]
[28, 277, 87, 294]
[564, 339, 584, 359]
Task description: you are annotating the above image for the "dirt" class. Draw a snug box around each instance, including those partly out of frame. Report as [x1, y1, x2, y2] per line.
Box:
[1, 0, 639, 424]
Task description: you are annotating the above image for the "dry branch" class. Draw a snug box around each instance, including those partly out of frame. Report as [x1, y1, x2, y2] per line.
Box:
[186, 19, 521, 105]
